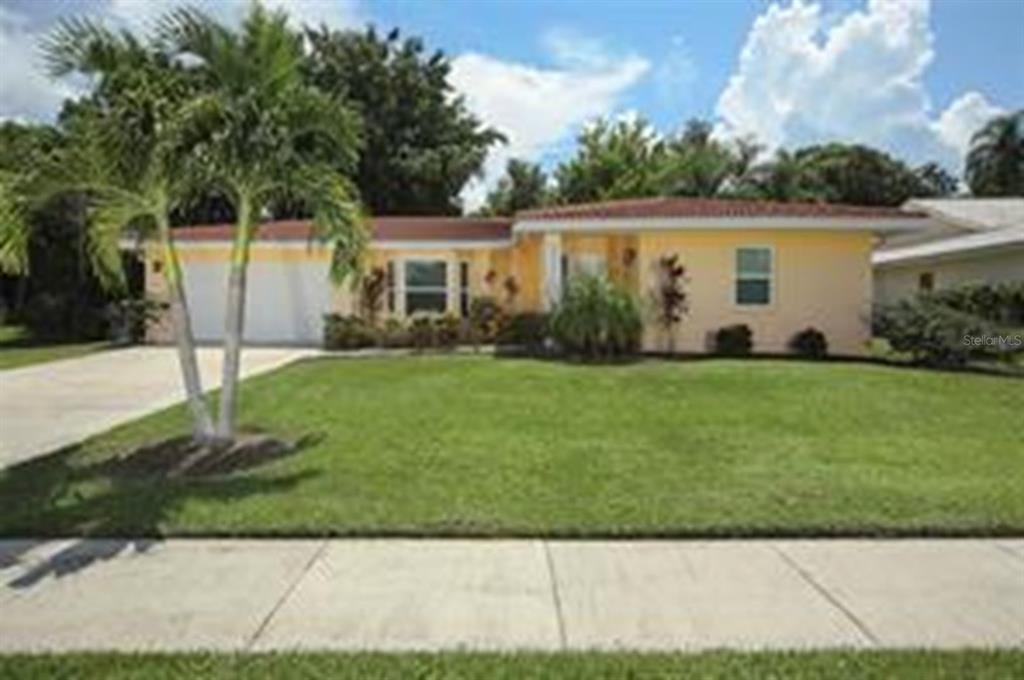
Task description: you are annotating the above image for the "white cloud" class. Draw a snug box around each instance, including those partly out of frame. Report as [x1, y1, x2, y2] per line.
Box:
[106, 0, 364, 34]
[0, 5, 81, 122]
[932, 91, 1005, 155]
[451, 37, 650, 210]
[0, 0, 365, 123]
[715, 0, 1005, 172]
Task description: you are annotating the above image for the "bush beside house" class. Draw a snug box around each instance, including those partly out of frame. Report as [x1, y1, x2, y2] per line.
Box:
[873, 282, 1024, 367]
[549, 275, 642, 360]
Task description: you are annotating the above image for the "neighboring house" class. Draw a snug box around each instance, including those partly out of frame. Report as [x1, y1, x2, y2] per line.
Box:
[143, 197, 930, 355]
[874, 198, 1024, 305]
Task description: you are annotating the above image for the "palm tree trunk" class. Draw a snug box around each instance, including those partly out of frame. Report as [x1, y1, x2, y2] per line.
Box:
[215, 197, 253, 440]
[158, 218, 215, 442]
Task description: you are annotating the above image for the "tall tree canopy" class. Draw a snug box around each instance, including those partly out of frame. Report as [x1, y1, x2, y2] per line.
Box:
[789, 144, 949, 206]
[965, 110, 1024, 197]
[304, 26, 504, 215]
[553, 117, 666, 204]
[735, 149, 826, 202]
[657, 119, 759, 198]
[481, 159, 548, 216]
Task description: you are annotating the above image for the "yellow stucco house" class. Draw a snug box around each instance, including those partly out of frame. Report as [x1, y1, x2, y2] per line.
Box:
[146, 197, 931, 355]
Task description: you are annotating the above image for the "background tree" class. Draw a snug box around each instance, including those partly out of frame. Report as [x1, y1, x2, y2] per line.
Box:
[160, 4, 367, 440]
[304, 26, 504, 215]
[481, 159, 548, 216]
[914, 162, 960, 197]
[965, 110, 1024, 197]
[657, 119, 758, 197]
[792, 144, 940, 206]
[554, 117, 665, 203]
[734, 149, 827, 202]
[0, 117, 114, 338]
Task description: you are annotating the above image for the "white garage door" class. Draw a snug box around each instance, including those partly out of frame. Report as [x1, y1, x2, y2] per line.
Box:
[182, 258, 332, 345]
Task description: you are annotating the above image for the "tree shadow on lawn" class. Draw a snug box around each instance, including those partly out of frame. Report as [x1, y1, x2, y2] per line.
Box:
[0, 431, 325, 591]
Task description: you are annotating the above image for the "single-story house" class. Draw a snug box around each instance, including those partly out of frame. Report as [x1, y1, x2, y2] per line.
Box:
[142, 197, 931, 355]
[874, 198, 1024, 304]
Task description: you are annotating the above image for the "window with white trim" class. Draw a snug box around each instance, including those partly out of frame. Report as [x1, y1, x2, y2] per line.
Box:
[735, 247, 772, 305]
[404, 260, 448, 314]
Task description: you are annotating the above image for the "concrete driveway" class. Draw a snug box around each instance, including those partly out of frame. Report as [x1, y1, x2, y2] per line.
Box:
[0, 346, 315, 468]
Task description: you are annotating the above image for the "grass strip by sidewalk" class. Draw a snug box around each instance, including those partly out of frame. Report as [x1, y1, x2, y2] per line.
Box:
[1, 650, 1021, 679]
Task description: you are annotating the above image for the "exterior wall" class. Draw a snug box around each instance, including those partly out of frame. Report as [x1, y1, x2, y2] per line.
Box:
[145, 228, 875, 354]
[636, 230, 874, 356]
[875, 246, 1024, 305]
[145, 242, 519, 344]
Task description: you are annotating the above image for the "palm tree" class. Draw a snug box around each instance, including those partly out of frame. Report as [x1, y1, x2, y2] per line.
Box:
[738, 149, 827, 202]
[158, 5, 366, 440]
[965, 111, 1024, 197]
[32, 18, 217, 442]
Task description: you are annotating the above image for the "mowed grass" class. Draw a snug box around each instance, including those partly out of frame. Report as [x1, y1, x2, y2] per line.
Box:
[1, 356, 1021, 536]
[0, 325, 107, 371]
[0, 651, 1020, 679]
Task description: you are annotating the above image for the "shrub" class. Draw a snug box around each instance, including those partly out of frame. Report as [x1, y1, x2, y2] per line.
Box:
[359, 267, 388, 324]
[655, 254, 689, 330]
[376, 318, 409, 348]
[495, 312, 550, 354]
[22, 292, 107, 341]
[873, 295, 1011, 367]
[550, 275, 642, 359]
[107, 298, 167, 345]
[409, 314, 436, 350]
[928, 281, 1024, 325]
[434, 313, 461, 350]
[468, 296, 505, 343]
[323, 314, 376, 350]
[789, 327, 828, 359]
[714, 323, 753, 356]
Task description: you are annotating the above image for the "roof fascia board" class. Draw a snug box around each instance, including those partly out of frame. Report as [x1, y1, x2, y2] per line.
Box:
[514, 216, 935, 233]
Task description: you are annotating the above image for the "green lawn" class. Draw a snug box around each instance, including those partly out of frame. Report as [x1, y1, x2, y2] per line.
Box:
[1, 356, 1021, 537]
[0, 651, 1020, 679]
[0, 325, 107, 370]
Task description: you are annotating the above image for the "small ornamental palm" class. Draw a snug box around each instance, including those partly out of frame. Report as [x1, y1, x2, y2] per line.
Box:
[158, 4, 367, 439]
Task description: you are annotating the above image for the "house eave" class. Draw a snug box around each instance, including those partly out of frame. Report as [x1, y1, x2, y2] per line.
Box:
[513, 216, 935, 234]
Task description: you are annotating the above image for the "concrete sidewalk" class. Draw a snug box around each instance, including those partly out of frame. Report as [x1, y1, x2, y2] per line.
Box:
[1, 538, 1021, 652]
[0, 347, 315, 469]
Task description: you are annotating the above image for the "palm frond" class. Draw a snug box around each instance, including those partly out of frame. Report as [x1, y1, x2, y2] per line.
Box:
[0, 172, 31, 276]
[40, 16, 140, 78]
[295, 166, 368, 286]
[86, 190, 154, 292]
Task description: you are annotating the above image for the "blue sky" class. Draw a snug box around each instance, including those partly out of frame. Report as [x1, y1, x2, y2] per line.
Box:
[1, 0, 1021, 207]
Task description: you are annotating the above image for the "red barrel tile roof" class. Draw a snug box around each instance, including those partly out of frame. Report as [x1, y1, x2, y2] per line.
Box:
[516, 197, 925, 220]
[171, 198, 925, 242]
[171, 216, 514, 242]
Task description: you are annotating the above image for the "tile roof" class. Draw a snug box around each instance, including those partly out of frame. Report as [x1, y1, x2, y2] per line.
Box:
[170, 198, 926, 243]
[517, 197, 925, 220]
[171, 216, 514, 242]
